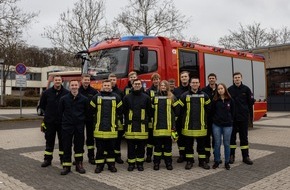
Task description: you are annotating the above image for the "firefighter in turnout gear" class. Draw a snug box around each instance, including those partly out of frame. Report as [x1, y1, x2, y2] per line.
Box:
[79, 74, 98, 164]
[228, 72, 254, 165]
[108, 73, 125, 164]
[173, 71, 190, 163]
[59, 80, 88, 175]
[178, 77, 211, 170]
[39, 75, 69, 167]
[152, 80, 178, 170]
[123, 79, 151, 172]
[123, 71, 137, 96]
[145, 73, 160, 163]
[90, 79, 123, 173]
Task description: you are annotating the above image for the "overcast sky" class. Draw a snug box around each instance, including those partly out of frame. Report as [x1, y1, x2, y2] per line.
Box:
[17, 0, 290, 48]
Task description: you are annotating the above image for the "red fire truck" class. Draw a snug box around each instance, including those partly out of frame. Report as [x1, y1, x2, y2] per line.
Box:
[76, 35, 267, 121]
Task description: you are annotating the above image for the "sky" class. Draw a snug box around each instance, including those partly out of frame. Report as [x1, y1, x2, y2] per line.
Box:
[17, 0, 290, 48]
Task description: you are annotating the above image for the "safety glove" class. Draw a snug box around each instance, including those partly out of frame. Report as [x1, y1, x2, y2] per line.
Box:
[41, 121, 47, 133]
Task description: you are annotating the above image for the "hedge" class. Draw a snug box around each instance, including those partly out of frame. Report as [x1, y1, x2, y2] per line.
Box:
[4, 96, 39, 107]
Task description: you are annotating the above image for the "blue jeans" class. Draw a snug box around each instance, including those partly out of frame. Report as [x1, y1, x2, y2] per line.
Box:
[212, 124, 232, 163]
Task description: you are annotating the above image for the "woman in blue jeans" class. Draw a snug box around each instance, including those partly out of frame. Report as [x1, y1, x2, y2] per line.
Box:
[211, 83, 235, 170]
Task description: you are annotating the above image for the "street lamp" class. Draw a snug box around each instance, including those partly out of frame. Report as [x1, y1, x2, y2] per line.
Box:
[0, 58, 4, 106]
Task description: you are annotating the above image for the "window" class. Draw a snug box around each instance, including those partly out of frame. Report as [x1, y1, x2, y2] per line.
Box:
[26, 73, 41, 81]
[134, 50, 157, 74]
[178, 50, 199, 78]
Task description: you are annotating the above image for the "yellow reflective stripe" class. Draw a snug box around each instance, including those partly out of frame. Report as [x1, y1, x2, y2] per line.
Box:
[87, 146, 94, 150]
[104, 151, 108, 155]
[117, 101, 122, 108]
[153, 152, 162, 156]
[112, 99, 116, 131]
[128, 158, 136, 163]
[129, 110, 133, 120]
[240, 145, 249, 149]
[164, 152, 172, 156]
[44, 151, 53, 155]
[90, 100, 96, 108]
[172, 100, 179, 107]
[230, 145, 237, 149]
[198, 154, 206, 158]
[106, 158, 115, 162]
[179, 147, 185, 151]
[153, 99, 158, 130]
[186, 154, 194, 158]
[185, 96, 190, 130]
[125, 132, 148, 139]
[141, 109, 145, 120]
[150, 91, 155, 98]
[114, 150, 121, 154]
[141, 124, 145, 133]
[136, 158, 145, 162]
[200, 98, 205, 127]
[74, 153, 83, 157]
[96, 97, 102, 130]
[147, 144, 154, 148]
[205, 148, 211, 151]
[59, 151, 64, 155]
[128, 124, 132, 133]
[125, 88, 130, 95]
[167, 99, 172, 130]
[182, 129, 207, 137]
[153, 129, 171, 137]
[205, 98, 211, 105]
[95, 159, 105, 164]
[94, 131, 118, 138]
[62, 162, 72, 166]
[178, 99, 184, 107]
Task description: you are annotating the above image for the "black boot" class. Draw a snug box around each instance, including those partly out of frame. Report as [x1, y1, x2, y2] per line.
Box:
[212, 161, 219, 169]
[127, 163, 135, 172]
[153, 163, 159, 171]
[60, 166, 71, 175]
[108, 163, 117, 172]
[137, 162, 144, 171]
[243, 157, 253, 165]
[198, 159, 210, 170]
[177, 154, 185, 163]
[185, 161, 193, 170]
[76, 161, 86, 174]
[95, 164, 104, 173]
[145, 156, 152, 163]
[41, 160, 51, 167]
[225, 162, 231, 170]
[166, 163, 173, 170]
[229, 155, 235, 164]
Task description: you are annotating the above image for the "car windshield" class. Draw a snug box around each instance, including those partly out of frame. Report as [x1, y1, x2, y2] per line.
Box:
[83, 47, 129, 78]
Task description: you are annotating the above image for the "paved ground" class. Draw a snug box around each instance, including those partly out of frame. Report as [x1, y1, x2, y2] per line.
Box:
[0, 109, 290, 190]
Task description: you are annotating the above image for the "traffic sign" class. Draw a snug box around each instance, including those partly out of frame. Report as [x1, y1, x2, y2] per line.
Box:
[15, 63, 27, 75]
[15, 75, 27, 87]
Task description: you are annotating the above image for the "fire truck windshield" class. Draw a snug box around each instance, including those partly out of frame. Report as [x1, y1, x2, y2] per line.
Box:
[85, 47, 129, 78]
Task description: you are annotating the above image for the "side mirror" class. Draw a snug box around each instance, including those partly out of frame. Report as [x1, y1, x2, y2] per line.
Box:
[140, 46, 148, 65]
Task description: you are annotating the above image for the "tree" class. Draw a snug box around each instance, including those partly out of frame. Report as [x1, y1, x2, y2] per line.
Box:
[115, 0, 190, 39]
[43, 0, 111, 54]
[218, 22, 290, 50]
[0, 0, 37, 105]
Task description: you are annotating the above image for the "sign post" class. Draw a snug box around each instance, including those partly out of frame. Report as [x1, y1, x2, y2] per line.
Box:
[15, 63, 27, 118]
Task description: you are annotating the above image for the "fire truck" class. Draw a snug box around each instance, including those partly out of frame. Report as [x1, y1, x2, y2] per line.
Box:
[76, 35, 267, 121]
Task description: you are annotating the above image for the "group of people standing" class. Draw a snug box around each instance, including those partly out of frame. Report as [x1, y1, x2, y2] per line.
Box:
[39, 70, 254, 175]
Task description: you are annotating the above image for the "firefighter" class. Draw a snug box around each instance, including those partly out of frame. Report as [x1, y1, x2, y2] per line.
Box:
[79, 74, 98, 164]
[228, 72, 254, 165]
[123, 71, 137, 96]
[39, 75, 69, 167]
[108, 73, 125, 164]
[178, 77, 211, 170]
[145, 73, 160, 163]
[168, 78, 176, 92]
[123, 79, 151, 171]
[202, 73, 218, 163]
[173, 71, 190, 163]
[59, 80, 88, 175]
[90, 79, 123, 173]
[152, 80, 178, 170]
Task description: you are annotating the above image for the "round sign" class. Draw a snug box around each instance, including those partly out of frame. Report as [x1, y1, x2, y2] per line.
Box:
[15, 63, 27, 75]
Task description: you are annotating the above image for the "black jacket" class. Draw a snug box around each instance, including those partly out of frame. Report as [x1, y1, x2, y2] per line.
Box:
[228, 83, 254, 121]
[39, 86, 69, 124]
[173, 84, 189, 99]
[112, 85, 124, 100]
[202, 84, 217, 101]
[79, 85, 98, 101]
[59, 92, 88, 133]
[211, 98, 235, 127]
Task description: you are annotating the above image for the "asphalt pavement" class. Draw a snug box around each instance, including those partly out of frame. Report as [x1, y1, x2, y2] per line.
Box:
[0, 108, 290, 190]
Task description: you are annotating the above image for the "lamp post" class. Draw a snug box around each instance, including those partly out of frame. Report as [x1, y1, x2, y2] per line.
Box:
[0, 58, 4, 106]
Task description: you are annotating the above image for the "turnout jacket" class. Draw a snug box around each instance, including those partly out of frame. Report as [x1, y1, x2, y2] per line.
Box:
[228, 83, 254, 122]
[178, 89, 211, 137]
[123, 90, 151, 140]
[211, 98, 235, 127]
[39, 85, 69, 124]
[152, 92, 178, 137]
[90, 91, 123, 139]
[59, 92, 88, 133]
